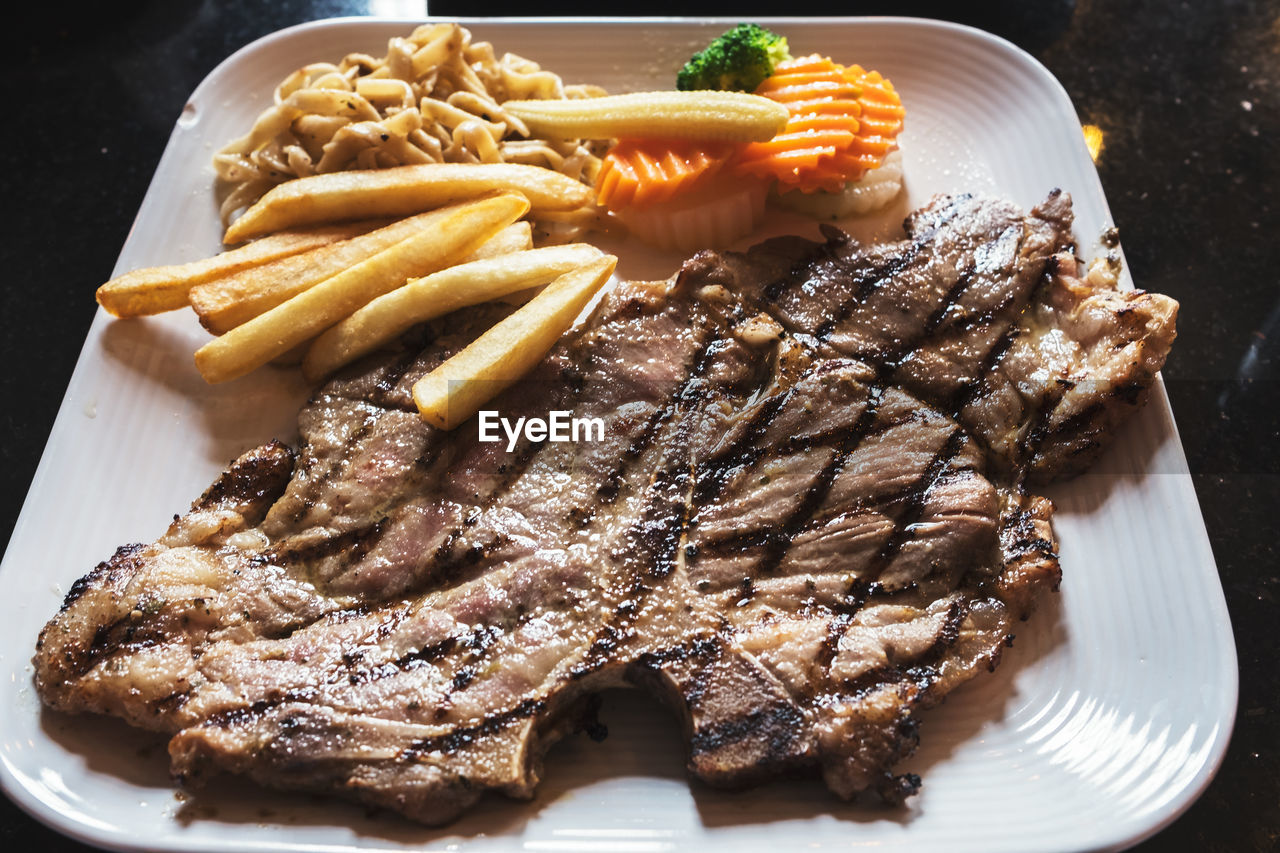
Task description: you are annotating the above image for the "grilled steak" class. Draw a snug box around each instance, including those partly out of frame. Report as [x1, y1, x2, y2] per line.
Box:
[34, 192, 1177, 824]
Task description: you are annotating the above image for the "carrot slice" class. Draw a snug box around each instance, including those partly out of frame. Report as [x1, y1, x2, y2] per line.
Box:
[847, 67, 906, 134]
[842, 65, 906, 170]
[734, 55, 864, 193]
[595, 138, 735, 211]
[735, 56, 906, 195]
[738, 129, 856, 158]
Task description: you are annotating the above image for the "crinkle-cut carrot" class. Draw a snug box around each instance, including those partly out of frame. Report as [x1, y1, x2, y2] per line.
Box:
[754, 56, 861, 104]
[743, 129, 856, 157]
[595, 138, 735, 211]
[847, 66, 906, 134]
[841, 65, 906, 169]
[756, 79, 860, 102]
[787, 113, 862, 132]
[736, 56, 906, 195]
[755, 53, 846, 82]
[755, 149, 833, 172]
[734, 55, 864, 192]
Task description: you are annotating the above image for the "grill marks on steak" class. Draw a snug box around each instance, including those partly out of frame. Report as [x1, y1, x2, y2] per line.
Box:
[33, 192, 1178, 824]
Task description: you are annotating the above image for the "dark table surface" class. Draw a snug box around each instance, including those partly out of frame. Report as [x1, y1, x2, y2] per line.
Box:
[3, 1, 1275, 850]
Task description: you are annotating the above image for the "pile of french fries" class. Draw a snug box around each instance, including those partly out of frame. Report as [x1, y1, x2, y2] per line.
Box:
[96, 87, 791, 429]
[96, 162, 616, 429]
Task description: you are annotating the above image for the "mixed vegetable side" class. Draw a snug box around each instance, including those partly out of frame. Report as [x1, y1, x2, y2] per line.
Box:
[592, 24, 906, 249]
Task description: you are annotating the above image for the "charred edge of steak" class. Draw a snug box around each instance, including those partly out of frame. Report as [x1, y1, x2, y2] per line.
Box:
[192, 440, 296, 521]
[36, 442, 299, 690]
[624, 638, 812, 787]
[996, 494, 1061, 619]
[876, 770, 923, 806]
[53, 542, 146, 615]
[822, 195, 985, 342]
[1013, 249, 1177, 484]
[827, 610, 972, 709]
[35, 542, 161, 686]
[686, 702, 808, 775]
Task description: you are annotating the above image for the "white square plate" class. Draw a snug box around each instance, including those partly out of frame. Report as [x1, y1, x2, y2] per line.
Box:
[0, 16, 1236, 853]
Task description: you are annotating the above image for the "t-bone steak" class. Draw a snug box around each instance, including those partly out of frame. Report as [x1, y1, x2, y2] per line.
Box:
[34, 192, 1178, 824]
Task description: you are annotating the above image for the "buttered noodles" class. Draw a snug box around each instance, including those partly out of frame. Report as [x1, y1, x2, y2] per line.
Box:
[214, 23, 607, 242]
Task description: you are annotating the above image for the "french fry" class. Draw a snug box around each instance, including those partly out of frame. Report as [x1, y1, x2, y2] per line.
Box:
[95, 222, 379, 318]
[469, 222, 533, 259]
[194, 193, 529, 384]
[436, 222, 541, 310]
[223, 163, 592, 244]
[194, 219, 535, 336]
[303, 243, 607, 382]
[466, 223, 539, 307]
[412, 255, 616, 430]
[193, 212, 446, 334]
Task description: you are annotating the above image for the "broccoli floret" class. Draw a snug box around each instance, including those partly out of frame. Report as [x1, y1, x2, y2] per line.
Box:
[676, 24, 790, 93]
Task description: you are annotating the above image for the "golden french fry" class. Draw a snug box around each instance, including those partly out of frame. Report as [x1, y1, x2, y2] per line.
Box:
[503, 91, 789, 142]
[223, 163, 591, 244]
[412, 255, 616, 430]
[468, 222, 533, 260]
[95, 222, 378, 318]
[471, 223, 537, 306]
[194, 219, 534, 335]
[194, 193, 529, 384]
[193, 212, 443, 334]
[303, 243, 606, 382]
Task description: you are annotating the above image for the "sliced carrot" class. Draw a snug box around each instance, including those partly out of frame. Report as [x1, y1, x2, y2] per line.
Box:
[754, 54, 845, 81]
[733, 55, 864, 193]
[750, 149, 835, 172]
[737, 129, 856, 158]
[847, 68, 906, 129]
[734, 56, 906, 195]
[839, 65, 906, 174]
[595, 138, 736, 211]
[757, 79, 859, 101]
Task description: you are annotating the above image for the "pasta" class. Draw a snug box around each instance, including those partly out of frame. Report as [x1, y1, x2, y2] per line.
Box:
[214, 23, 608, 243]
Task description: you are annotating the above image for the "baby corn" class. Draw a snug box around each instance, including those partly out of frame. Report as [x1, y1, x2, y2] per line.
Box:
[503, 91, 788, 143]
